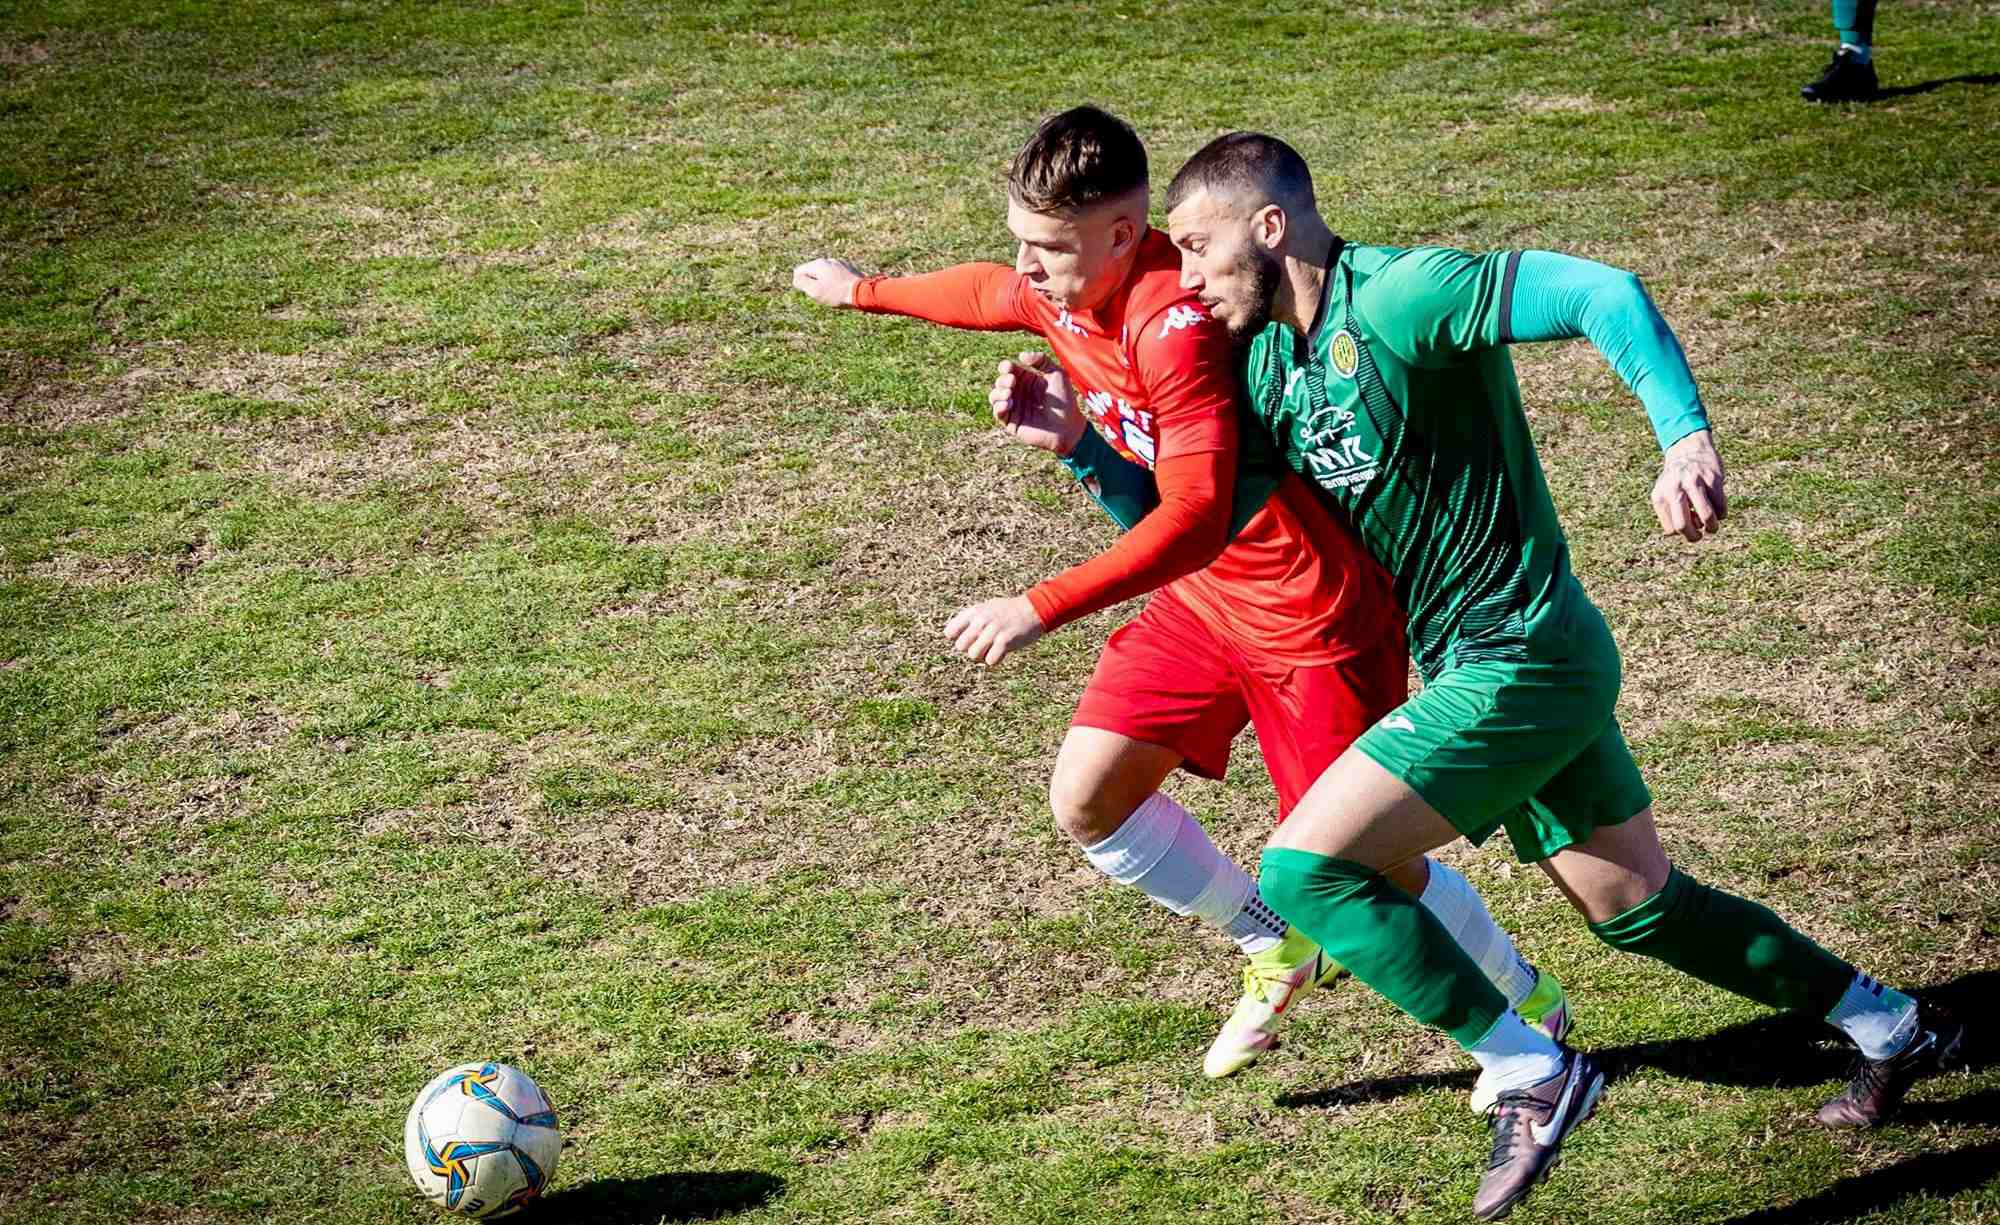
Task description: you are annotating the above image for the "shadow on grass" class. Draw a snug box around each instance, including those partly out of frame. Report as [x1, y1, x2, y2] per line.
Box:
[1276, 970, 1996, 1110]
[1874, 72, 2000, 100]
[536, 1170, 783, 1224]
[1719, 1138, 2000, 1223]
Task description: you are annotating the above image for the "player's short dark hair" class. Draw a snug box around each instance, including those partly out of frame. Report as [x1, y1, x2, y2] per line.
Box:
[1164, 131, 1315, 217]
[1008, 106, 1148, 215]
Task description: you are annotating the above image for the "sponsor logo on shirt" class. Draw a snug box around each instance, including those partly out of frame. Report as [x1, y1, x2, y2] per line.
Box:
[1305, 436, 1378, 490]
[1288, 361, 1377, 493]
[1158, 304, 1205, 338]
[1329, 329, 1360, 378]
[1298, 408, 1357, 448]
[1054, 308, 1087, 336]
[1080, 388, 1158, 468]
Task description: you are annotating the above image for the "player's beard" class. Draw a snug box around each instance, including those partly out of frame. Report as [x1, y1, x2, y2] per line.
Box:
[1224, 247, 1283, 347]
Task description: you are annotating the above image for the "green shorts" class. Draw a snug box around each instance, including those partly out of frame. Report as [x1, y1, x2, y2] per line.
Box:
[1353, 583, 1651, 863]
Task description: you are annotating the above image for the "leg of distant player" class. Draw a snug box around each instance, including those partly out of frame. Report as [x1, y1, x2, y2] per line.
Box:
[1804, 0, 1879, 101]
[1540, 807, 1963, 1127]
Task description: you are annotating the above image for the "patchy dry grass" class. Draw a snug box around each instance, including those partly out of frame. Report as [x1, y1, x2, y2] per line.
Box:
[2, 0, 1996, 1223]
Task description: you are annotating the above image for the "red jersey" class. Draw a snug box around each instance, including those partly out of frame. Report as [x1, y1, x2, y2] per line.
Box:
[853, 228, 1399, 666]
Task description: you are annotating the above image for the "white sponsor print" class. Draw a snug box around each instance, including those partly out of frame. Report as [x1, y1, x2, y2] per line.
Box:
[1305, 435, 1379, 491]
[1298, 408, 1358, 448]
[1158, 304, 1205, 338]
[1121, 420, 1157, 465]
[1054, 308, 1087, 336]
[1079, 387, 1158, 468]
[1285, 368, 1306, 397]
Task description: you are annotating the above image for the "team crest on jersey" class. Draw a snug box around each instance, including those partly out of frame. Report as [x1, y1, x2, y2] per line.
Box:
[1329, 329, 1360, 379]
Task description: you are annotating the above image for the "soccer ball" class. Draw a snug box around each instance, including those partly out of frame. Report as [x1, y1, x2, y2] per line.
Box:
[403, 1062, 561, 1218]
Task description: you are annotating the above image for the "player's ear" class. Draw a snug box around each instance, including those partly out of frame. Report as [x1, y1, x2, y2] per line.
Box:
[1254, 204, 1288, 253]
[1109, 213, 1140, 257]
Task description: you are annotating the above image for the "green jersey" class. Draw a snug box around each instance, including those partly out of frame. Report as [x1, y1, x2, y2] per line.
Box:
[1243, 240, 1713, 680]
[1245, 243, 1576, 679]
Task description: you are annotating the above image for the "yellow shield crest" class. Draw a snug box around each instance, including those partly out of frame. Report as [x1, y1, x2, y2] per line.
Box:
[1330, 329, 1360, 379]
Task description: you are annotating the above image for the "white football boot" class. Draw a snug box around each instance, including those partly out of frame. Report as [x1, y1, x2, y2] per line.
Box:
[1203, 926, 1348, 1078]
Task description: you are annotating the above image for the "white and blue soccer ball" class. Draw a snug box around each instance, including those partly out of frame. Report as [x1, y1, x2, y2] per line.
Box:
[403, 1062, 561, 1219]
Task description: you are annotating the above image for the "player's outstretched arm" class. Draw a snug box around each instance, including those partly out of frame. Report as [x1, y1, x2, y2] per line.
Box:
[795, 258, 1034, 332]
[792, 257, 865, 307]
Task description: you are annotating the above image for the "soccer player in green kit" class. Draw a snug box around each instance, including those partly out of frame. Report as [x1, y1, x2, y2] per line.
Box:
[1025, 131, 1964, 1219]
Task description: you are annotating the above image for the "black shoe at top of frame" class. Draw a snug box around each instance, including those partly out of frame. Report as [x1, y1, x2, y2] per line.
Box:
[1816, 1000, 1966, 1128]
[1803, 49, 1880, 103]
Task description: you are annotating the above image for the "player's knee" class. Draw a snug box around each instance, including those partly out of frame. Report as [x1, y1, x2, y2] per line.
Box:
[1257, 849, 1377, 923]
[1047, 768, 1129, 846]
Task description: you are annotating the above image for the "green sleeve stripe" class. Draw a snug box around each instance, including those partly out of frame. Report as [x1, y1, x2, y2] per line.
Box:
[1496, 250, 1523, 345]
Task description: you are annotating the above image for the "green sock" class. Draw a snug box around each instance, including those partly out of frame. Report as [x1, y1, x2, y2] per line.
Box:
[1589, 868, 1854, 1014]
[1832, 0, 1876, 49]
[1260, 848, 1507, 1048]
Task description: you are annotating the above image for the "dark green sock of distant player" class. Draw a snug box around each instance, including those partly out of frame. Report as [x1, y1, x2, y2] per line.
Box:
[1832, 0, 1877, 59]
[1588, 868, 1857, 1013]
[1261, 848, 1508, 1047]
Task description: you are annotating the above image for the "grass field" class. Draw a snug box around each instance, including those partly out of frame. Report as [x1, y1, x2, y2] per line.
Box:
[2, 1, 1997, 1221]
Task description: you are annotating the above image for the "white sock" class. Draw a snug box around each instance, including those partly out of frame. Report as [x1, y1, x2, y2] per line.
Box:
[1081, 792, 1285, 954]
[1419, 860, 1539, 1008]
[1468, 1011, 1564, 1099]
[1826, 972, 1917, 1060]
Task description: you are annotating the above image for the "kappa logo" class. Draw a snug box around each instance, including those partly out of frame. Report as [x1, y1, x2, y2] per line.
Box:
[1329, 329, 1360, 378]
[1158, 304, 1205, 338]
[1054, 308, 1087, 336]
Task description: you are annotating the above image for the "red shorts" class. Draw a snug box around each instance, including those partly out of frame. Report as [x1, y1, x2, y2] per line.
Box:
[1071, 585, 1409, 819]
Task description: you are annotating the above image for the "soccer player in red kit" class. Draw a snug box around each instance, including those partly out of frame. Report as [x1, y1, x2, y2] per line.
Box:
[791, 107, 1567, 1077]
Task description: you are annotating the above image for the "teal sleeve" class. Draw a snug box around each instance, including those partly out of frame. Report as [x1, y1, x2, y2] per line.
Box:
[1060, 426, 1158, 531]
[1507, 250, 1711, 450]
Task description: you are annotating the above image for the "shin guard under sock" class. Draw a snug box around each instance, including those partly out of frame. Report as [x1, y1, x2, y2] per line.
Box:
[1589, 868, 1854, 1014]
[1260, 847, 1508, 1048]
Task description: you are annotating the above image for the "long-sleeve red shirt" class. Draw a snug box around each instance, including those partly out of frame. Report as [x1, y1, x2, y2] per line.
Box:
[854, 229, 1399, 665]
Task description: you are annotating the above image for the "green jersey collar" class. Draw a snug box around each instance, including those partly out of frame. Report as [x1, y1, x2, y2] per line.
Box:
[1304, 235, 1347, 344]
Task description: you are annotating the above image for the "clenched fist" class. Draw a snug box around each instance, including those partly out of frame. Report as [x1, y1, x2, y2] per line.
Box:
[791, 257, 865, 308]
